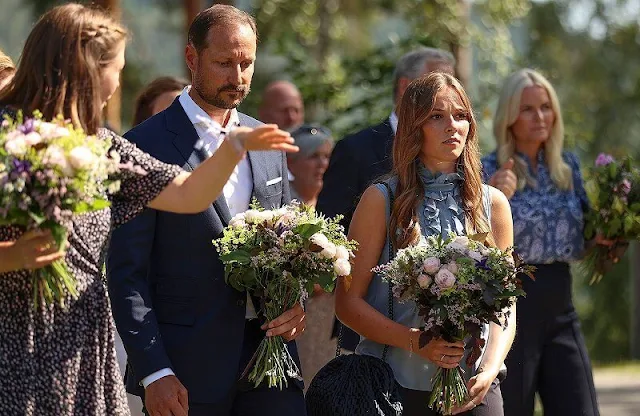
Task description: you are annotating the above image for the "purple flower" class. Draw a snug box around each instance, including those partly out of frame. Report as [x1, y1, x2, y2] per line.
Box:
[476, 257, 492, 271]
[11, 159, 31, 174]
[19, 118, 35, 134]
[595, 153, 615, 167]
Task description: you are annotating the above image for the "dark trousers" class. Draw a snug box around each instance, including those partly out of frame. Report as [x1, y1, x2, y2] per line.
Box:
[143, 320, 306, 416]
[501, 263, 599, 416]
[399, 378, 503, 416]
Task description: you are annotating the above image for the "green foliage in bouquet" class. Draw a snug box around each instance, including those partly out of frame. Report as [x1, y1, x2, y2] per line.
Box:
[583, 153, 640, 283]
[213, 200, 357, 389]
[0, 111, 120, 307]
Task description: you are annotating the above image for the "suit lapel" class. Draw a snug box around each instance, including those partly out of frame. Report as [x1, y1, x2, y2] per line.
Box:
[166, 99, 232, 226]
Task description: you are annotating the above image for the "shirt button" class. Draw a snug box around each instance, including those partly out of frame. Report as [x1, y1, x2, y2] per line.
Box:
[237, 299, 245, 306]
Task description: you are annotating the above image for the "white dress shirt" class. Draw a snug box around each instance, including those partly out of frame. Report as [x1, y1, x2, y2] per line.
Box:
[389, 111, 398, 135]
[142, 86, 257, 388]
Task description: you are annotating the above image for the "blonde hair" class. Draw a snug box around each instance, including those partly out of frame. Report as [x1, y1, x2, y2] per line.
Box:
[0, 3, 127, 134]
[391, 73, 494, 250]
[0, 49, 15, 75]
[493, 68, 572, 191]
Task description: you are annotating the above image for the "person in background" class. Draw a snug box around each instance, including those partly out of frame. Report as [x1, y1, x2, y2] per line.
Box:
[132, 76, 189, 126]
[287, 124, 333, 206]
[482, 68, 599, 416]
[0, 49, 15, 91]
[317, 47, 456, 352]
[258, 80, 305, 130]
[286, 124, 335, 389]
[335, 72, 515, 415]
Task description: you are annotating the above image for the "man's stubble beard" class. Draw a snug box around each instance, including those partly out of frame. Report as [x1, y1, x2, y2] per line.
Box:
[193, 78, 251, 110]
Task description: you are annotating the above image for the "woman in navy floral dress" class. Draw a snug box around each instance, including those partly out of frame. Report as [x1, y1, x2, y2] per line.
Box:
[483, 68, 599, 416]
[0, 4, 295, 415]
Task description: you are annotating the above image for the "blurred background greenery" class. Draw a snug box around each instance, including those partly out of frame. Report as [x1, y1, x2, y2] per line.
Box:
[1, 0, 638, 363]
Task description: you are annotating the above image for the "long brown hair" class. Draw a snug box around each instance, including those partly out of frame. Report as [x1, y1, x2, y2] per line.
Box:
[390, 73, 493, 249]
[132, 76, 188, 126]
[0, 3, 127, 134]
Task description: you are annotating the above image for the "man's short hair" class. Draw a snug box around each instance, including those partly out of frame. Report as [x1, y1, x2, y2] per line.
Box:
[188, 5, 257, 53]
[392, 47, 456, 100]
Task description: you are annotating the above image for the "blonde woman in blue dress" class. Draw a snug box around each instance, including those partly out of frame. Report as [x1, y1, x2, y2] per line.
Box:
[336, 73, 516, 415]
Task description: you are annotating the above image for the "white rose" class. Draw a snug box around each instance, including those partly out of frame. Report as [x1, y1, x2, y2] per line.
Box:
[334, 258, 351, 276]
[68, 146, 96, 170]
[4, 134, 27, 156]
[256, 210, 275, 224]
[417, 274, 432, 289]
[229, 213, 246, 227]
[435, 268, 456, 289]
[35, 121, 68, 139]
[244, 209, 262, 224]
[444, 261, 459, 275]
[422, 257, 441, 274]
[334, 245, 350, 261]
[23, 132, 43, 146]
[320, 242, 337, 259]
[43, 145, 72, 175]
[310, 233, 330, 248]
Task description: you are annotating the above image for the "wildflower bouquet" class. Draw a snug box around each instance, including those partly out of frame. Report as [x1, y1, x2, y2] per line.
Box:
[582, 153, 640, 283]
[373, 233, 533, 415]
[213, 201, 356, 389]
[0, 111, 121, 307]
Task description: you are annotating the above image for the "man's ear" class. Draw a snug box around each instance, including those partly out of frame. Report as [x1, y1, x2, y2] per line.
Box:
[185, 44, 198, 75]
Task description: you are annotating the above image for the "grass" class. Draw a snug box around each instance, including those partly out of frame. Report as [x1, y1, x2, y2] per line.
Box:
[593, 360, 640, 374]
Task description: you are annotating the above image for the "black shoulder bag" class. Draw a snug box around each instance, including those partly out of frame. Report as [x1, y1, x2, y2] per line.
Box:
[305, 182, 403, 416]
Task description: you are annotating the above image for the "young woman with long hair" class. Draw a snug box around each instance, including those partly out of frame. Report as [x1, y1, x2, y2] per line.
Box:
[0, 4, 295, 415]
[335, 72, 516, 415]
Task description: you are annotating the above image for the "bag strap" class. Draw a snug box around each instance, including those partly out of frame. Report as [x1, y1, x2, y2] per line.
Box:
[335, 181, 395, 362]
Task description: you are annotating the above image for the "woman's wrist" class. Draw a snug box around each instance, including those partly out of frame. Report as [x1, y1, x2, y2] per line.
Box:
[406, 327, 421, 353]
[225, 128, 247, 158]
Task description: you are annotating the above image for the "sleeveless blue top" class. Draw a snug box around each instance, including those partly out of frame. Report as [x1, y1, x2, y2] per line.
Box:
[355, 164, 493, 391]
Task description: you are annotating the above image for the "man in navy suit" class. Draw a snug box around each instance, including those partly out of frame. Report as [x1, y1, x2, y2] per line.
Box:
[107, 6, 306, 416]
[316, 47, 456, 352]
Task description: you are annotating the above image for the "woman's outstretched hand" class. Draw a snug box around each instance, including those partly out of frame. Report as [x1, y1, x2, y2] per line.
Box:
[230, 125, 299, 153]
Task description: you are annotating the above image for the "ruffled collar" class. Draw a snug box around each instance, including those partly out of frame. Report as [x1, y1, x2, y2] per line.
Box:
[417, 162, 465, 236]
[417, 162, 463, 193]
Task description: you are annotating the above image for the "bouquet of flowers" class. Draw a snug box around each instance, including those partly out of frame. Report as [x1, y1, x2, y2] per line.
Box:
[213, 201, 356, 389]
[0, 111, 121, 307]
[373, 233, 533, 415]
[582, 153, 640, 283]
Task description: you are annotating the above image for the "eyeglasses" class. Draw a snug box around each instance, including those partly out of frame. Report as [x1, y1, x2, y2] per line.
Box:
[292, 125, 332, 138]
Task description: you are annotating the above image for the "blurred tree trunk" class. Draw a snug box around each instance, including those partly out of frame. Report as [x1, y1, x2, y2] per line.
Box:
[96, 0, 122, 132]
[450, 0, 472, 89]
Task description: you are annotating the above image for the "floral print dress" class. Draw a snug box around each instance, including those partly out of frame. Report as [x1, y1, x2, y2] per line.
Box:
[0, 127, 182, 415]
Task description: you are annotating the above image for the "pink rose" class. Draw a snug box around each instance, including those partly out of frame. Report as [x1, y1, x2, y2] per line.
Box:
[422, 257, 441, 274]
[444, 261, 458, 275]
[417, 274, 432, 289]
[435, 269, 456, 289]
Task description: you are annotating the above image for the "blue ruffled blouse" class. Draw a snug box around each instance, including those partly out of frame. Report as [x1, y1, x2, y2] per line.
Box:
[356, 164, 492, 391]
[482, 151, 589, 264]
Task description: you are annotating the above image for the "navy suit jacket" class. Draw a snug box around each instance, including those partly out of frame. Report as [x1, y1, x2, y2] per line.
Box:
[316, 120, 394, 232]
[106, 98, 296, 403]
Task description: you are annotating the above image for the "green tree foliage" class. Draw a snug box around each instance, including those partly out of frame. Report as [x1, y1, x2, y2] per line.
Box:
[242, 0, 530, 138]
